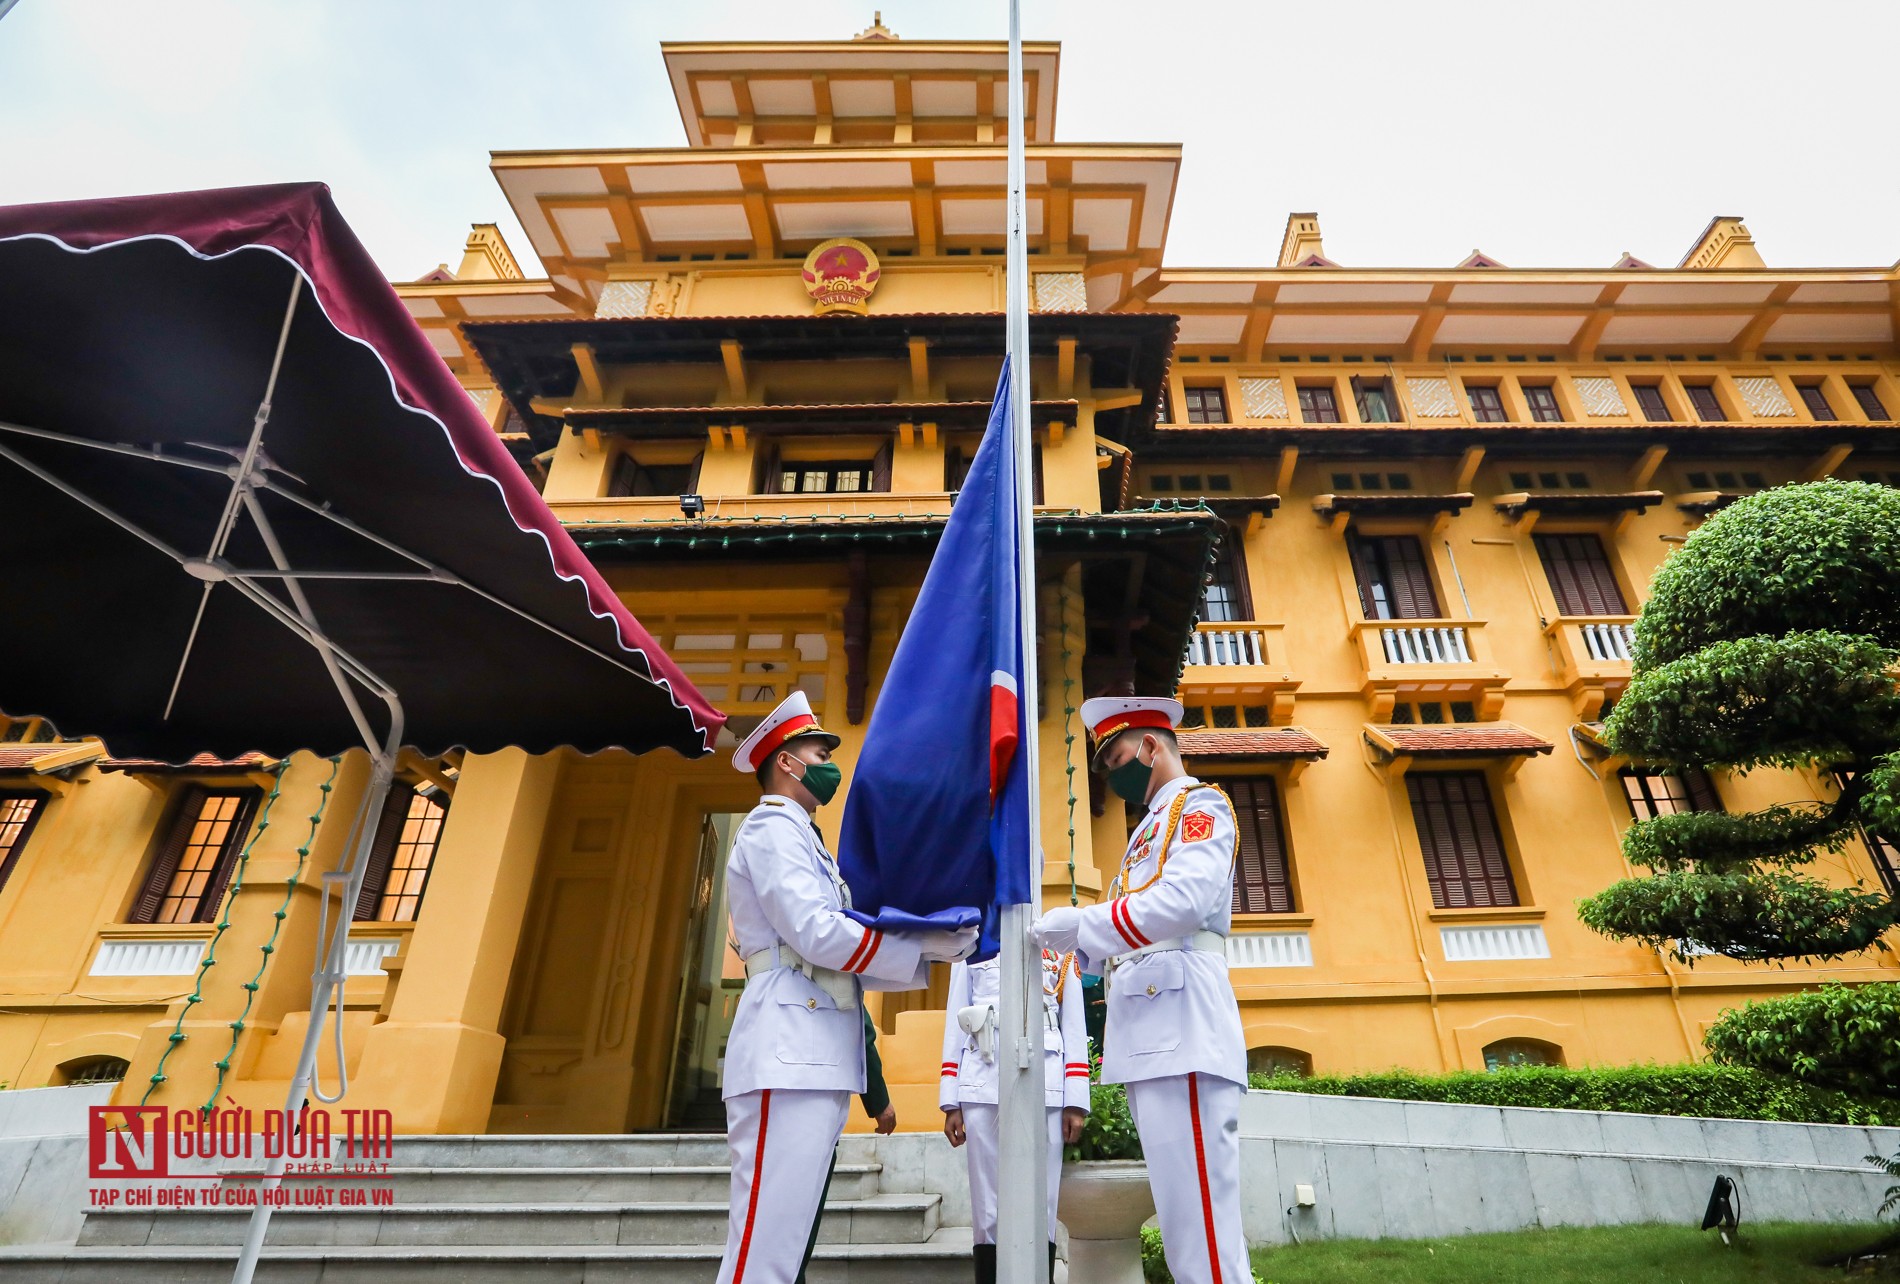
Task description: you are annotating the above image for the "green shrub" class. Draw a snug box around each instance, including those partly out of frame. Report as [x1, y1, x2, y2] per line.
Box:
[1705, 982, 1900, 1098]
[1140, 1225, 1265, 1283]
[1068, 1075, 1141, 1160]
[1141, 1224, 1169, 1283]
[1248, 1061, 1898, 1125]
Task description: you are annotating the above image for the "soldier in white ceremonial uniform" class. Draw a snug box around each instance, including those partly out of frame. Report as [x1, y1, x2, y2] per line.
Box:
[939, 947, 1091, 1283]
[719, 692, 979, 1284]
[1033, 696, 1251, 1284]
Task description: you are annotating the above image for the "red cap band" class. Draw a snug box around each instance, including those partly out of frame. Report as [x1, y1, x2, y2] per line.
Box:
[752, 713, 819, 769]
[1089, 708, 1173, 744]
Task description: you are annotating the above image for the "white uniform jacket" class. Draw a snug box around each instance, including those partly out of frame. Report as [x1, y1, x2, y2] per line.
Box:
[1075, 775, 1247, 1088]
[722, 796, 927, 1099]
[937, 952, 1091, 1111]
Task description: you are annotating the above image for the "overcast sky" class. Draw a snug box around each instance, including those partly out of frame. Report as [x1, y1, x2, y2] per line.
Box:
[3, 0, 1894, 279]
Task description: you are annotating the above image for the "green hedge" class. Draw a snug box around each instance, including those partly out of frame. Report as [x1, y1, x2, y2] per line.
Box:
[1249, 1062, 1899, 1126]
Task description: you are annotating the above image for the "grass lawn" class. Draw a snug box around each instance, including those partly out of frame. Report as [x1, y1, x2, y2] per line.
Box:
[1243, 1222, 1894, 1283]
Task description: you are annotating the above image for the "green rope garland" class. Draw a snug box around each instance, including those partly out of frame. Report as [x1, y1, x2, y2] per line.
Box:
[141, 759, 290, 1107]
[1058, 573, 1080, 907]
[200, 754, 341, 1114]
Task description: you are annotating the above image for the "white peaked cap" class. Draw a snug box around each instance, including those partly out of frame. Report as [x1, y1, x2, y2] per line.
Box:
[731, 689, 841, 773]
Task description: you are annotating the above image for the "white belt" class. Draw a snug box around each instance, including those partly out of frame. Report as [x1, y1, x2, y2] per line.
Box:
[1105, 929, 1227, 975]
[744, 943, 859, 1012]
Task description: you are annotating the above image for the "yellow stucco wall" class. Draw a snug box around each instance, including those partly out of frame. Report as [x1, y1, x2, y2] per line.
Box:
[8, 29, 1900, 1137]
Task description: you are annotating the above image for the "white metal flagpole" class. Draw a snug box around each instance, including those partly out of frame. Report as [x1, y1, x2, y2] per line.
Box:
[995, 0, 1049, 1278]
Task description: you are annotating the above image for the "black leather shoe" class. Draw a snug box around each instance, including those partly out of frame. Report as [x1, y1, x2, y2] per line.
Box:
[973, 1242, 997, 1284]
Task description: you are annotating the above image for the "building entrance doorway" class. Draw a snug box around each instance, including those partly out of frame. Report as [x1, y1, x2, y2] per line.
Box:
[663, 811, 747, 1128]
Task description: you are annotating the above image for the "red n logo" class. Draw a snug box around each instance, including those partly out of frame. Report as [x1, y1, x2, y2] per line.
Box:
[89, 1106, 167, 1178]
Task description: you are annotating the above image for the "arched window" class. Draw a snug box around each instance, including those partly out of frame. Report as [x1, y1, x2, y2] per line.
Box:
[1482, 1038, 1563, 1072]
[1247, 1045, 1313, 1080]
[57, 1056, 129, 1085]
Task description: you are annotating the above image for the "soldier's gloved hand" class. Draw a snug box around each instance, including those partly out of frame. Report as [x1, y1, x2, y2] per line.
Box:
[1034, 906, 1082, 955]
[918, 926, 980, 962]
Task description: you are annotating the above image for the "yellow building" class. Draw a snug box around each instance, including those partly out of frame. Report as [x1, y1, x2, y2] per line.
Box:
[4, 22, 1900, 1137]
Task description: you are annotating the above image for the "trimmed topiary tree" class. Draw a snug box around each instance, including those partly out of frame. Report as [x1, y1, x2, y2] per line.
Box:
[1578, 478, 1900, 1095]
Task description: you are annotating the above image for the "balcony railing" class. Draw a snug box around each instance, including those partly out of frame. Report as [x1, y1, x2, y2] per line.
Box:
[1187, 625, 1270, 667]
[1577, 620, 1636, 662]
[1372, 623, 1473, 666]
[1351, 618, 1507, 720]
[1178, 621, 1298, 720]
[1545, 615, 1639, 720]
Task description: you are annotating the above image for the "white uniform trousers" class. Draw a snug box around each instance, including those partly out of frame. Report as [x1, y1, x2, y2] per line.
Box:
[960, 1102, 1063, 1246]
[1126, 1074, 1249, 1284]
[717, 1087, 851, 1284]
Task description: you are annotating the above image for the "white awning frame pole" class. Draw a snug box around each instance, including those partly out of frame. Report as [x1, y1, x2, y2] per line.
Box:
[169, 276, 303, 723]
[996, 0, 1050, 1278]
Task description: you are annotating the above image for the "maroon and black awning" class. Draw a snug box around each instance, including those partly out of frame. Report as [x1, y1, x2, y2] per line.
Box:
[0, 183, 724, 762]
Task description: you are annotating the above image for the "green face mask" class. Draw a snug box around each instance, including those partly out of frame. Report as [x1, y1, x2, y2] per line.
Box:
[1105, 746, 1153, 805]
[789, 758, 842, 806]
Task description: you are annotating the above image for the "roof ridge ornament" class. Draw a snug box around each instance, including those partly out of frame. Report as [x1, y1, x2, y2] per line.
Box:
[854, 10, 898, 40]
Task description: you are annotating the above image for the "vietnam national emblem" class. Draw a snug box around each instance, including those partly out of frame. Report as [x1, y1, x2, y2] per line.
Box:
[1181, 811, 1215, 843]
[802, 238, 881, 315]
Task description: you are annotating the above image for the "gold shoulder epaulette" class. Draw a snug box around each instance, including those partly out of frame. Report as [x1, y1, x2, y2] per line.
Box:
[761, 799, 785, 807]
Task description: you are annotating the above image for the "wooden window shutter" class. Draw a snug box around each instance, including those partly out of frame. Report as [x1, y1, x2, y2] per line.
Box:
[353, 782, 417, 921]
[756, 442, 782, 494]
[1683, 768, 1721, 814]
[1345, 531, 1384, 618]
[192, 791, 261, 924]
[607, 453, 639, 498]
[685, 449, 704, 492]
[1534, 533, 1628, 616]
[1406, 772, 1519, 909]
[1380, 535, 1441, 619]
[1224, 525, 1255, 619]
[1225, 777, 1293, 913]
[1031, 443, 1045, 505]
[944, 444, 966, 491]
[871, 438, 894, 492]
[130, 785, 207, 924]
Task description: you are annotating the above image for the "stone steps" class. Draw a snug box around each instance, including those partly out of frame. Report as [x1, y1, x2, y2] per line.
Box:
[0, 1232, 977, 1284]
[78, 1193, 942, 1248]
[212, 1162, 884, 1203]
[11, 1130, 971, 1283]
[376, 1134, 736, 1167]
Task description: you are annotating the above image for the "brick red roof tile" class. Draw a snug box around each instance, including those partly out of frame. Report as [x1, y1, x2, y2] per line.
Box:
[1371, 724, 1553, 757]
[0, 746, 56, 771]
[98, 752, 274, 773]
[1176, 728, 1328, 759]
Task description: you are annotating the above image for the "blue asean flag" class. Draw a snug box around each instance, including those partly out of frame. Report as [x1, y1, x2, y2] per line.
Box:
[838, 359, 1033, 958]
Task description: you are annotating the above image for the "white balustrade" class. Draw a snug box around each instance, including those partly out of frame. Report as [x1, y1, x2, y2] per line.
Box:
[344, 938, 404, 976]
[1187, 626, 1268, 667]
[1439, 923, 1549, 961]
[1580, 622, 1635, 662]
[90, 939, 207, 976]
[1376, 625, 1472, 665]
[1226, 931, 1313, 968]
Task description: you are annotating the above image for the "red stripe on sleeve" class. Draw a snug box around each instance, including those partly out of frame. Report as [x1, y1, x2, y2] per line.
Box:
[852, 929, 883, 973]
[1111, 899, 1148, 949]
[841, 928, 873, 974]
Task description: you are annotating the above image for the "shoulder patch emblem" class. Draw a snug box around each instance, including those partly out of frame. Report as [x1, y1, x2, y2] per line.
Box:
[1181, 811, 1215, 842]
